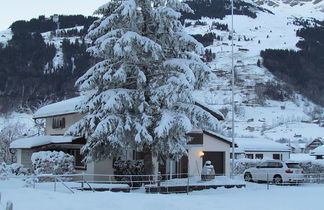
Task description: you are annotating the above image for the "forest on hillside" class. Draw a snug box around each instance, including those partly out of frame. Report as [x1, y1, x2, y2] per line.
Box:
[0, 15, 96, 113]
[182, 0, 271, 20]
[261, 22, 324, 106]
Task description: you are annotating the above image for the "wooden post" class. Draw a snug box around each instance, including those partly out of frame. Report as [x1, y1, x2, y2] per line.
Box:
[54, 177, 57, 192]
[186, 175, 189, 195]
[6, 201, 13, 210]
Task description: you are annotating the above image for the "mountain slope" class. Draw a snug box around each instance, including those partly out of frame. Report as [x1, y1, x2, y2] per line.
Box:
[0, 2, 323, 146]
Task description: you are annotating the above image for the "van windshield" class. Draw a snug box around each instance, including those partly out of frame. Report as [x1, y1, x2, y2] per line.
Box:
[286, 163, 301, 169]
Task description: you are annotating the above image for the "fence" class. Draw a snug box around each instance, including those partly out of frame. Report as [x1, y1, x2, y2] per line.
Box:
[21, 173, 193, 194]
[5, 172, 245, 194]
[243, 172, 324, 190]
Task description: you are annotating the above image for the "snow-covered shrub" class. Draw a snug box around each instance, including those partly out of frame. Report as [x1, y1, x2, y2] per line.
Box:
[0, 162, 9, 180]
[7, 163, 30, 175]
[113, 159, 144, 187]
[297, 160, 324, 174]
[31, 151, 75, 175]
[0, 163, 29, 180]
[233, 159, 263, 175]
[24, 176, 39, 188]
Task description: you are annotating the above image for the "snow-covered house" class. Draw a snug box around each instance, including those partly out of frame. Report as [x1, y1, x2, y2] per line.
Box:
[234, 138, 291, 161]
[305, 138, 323, 153]
[10, 96, 116, 176]
[10, 96, 231, 178]
[310, 145, 324, 159]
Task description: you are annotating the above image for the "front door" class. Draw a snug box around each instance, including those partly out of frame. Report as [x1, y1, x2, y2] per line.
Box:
[203, 152, 225, 176]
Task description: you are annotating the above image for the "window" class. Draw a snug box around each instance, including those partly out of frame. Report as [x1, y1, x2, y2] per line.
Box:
[273, 154, 281, 160]
[257, 162, 269, 168]
[268, 162, 283, 168]
[286, 163, 301, 169]
[255, 154, 263, 159]
[245, 154, 253, 159]
[52, 118, 65, 129]
[67, 149, 86, 169]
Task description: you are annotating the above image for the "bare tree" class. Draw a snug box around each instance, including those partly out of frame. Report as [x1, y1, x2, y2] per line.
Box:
[0, 123, 26, 164]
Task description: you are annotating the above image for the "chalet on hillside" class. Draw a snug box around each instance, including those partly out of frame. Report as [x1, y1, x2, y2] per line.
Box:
[305, 138, 323, 153]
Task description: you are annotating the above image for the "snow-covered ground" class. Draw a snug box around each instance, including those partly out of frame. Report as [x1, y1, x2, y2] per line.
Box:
[1, 179, 324, 210]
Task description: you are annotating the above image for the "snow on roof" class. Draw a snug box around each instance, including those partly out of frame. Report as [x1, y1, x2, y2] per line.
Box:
[33, 96, 85, 119]
[235, 138, 291, 152]
[10, 135, 80, 149]
[310, 145, 324, 156]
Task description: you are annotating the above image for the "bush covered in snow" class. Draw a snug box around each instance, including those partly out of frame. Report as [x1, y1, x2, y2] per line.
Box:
[297, 160, 324, 173]
[31, 151, 75, 175]
[0, 162, 30, 179]
[113, 159, 144, 187]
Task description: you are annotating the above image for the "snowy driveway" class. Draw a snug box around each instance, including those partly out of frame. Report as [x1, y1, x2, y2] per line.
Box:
[0, 180, 323, 210]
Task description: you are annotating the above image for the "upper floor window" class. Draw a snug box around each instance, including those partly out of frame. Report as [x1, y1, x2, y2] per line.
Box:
[52, 117, 65, 129]
[245, 154, 253, 159]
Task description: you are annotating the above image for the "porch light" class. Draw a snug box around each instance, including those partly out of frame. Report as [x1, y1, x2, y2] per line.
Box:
[199, 151, 205, 157]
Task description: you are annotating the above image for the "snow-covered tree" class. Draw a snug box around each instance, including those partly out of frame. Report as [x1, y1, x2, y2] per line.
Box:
[67, 0, 220, 172]
[0, 123, 26, 164]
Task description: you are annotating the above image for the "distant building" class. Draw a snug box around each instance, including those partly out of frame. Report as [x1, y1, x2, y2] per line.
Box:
[234, 138, 291, 161]
[310, 145, 324, 159]
[305, 138, 323, 153]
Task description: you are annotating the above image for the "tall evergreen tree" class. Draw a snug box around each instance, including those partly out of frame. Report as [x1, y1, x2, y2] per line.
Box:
[67, 0, 220, 171]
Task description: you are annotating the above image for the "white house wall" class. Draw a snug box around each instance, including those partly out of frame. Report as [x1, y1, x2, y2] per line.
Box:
[85, 158, 114, 181]
[187, 145, 204, 177]
[45, 113, 83, 135]
[203, 135, 231, 177]
[244, 151, 290, 161]
[17, 149, 35, 169]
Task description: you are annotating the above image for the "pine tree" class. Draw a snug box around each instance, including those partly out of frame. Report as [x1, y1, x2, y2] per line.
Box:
[67, 0, 220, 172]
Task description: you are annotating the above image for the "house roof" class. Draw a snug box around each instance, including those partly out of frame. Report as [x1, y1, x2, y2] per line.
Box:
[234, 138, 291, 152]
[310, 145, 324, 156]
[10, 135, 81, 149]
[33, 96, 224, 121]
[33, 96, 85, 119]
[187, 129, 234, 146]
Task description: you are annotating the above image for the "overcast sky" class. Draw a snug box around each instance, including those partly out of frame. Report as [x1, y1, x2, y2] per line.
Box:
[0, 0, 109, 31]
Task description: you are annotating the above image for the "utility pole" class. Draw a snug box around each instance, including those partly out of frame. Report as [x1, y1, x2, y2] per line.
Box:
[230, 0, 235, 179]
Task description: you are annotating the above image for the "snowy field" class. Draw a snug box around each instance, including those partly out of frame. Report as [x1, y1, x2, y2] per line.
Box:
[1, 179, 324, 210]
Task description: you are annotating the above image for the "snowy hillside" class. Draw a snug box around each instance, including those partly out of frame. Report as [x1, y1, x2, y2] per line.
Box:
[188, 1, 324, 144]
[0, 29, 12, 47]
[0, 1, 323, 148]
[41, 26, 86, 72]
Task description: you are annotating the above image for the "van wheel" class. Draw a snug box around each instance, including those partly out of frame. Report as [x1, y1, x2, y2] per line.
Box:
[273, 175, 282, 185]
[244, 173, 253, 182]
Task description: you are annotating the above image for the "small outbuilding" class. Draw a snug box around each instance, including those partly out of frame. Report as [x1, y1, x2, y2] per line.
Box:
[186, 130, 233, 177]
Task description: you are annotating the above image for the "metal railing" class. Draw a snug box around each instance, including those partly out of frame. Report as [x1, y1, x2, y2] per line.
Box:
[1, 172, 246, 194]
